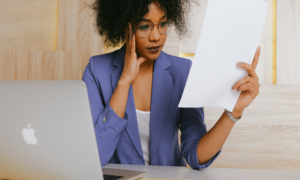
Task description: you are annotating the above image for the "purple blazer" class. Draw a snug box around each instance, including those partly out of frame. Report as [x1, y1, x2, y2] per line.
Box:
[82, 44, 221, 170]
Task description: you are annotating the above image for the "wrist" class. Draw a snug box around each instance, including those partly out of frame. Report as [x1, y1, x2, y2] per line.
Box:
[119, 75, 132, 86]
[231, 108, 244, 119]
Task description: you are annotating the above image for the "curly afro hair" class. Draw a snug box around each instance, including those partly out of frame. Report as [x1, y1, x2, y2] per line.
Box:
[91, 0, 198, 47]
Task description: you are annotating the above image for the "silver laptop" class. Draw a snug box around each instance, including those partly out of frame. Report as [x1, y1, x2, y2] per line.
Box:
[0, 81, 146, 180]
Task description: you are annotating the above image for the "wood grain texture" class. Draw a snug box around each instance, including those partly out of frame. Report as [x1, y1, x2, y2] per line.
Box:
[203, 85, 300, 170]
[277, 0, 300, 85]
[162, 27, 180, 56]
[57, 0, 78, 52]
[57, 0, 103, 70]
[0, 0, 58, 51]
[256, 0, 274, 85]
[179, 0, 208, 54]
[0, 50, 82, 80]
[179, 0, 274, 85]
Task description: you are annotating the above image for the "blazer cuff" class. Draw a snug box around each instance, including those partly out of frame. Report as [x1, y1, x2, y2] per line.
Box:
[191, 138, 222, 170]
[197, 149, 222, 170]
[95, 102, 129, 142]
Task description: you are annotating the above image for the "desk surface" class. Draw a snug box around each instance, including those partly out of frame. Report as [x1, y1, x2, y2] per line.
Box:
[103, 164, 300, 180]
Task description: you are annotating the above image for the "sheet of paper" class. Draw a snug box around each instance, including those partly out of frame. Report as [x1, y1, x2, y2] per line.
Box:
[178, 0, 268, 111]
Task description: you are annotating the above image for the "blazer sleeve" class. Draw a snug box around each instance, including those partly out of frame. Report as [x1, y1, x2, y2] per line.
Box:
[179, 60, 222, 170]
[82, 56, 129, 166]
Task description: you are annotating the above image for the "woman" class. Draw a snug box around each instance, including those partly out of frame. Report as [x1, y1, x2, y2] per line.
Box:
[82, 0, 261, 170]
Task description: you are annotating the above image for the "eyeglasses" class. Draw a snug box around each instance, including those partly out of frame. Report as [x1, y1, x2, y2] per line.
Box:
[134, 20, 172, 38]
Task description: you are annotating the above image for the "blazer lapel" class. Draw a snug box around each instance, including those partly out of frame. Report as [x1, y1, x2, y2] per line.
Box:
[111, 45, 144, 162]
[149, 51, 172, 164]
[110, 45, 172, 164]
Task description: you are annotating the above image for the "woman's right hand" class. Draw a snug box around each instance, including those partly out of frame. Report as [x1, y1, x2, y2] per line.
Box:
[119, 23, 147, 85]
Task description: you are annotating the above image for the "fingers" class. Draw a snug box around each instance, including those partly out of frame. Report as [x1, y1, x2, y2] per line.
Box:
[125, 23, 133, 48]
[125, 23, 135, 59]
[236, 83, 259, 97]
[232, 75, 260, 90]
[252, 46, 261, 69]
[128, 23, 136, 55]
[236, 62, 259, 82]
[128, 23, 133, 41]
[124, 22, 147, 66]
[137, 56, 147, 66]
[131, 33, 136, 55]
[236, 46, 261, 82]
[125, 23, 130, 51]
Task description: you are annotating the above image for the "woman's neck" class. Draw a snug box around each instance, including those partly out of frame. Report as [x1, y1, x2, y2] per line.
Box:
[137, 53, 154, 73]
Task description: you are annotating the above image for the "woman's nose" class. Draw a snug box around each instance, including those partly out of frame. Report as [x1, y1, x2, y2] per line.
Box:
[149, 26, 161, 42]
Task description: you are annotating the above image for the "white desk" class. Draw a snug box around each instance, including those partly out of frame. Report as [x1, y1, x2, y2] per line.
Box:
[103, 164, 300, 180]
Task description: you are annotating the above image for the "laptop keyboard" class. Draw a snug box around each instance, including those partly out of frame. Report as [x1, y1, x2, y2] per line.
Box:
[103, 174, 125, 180]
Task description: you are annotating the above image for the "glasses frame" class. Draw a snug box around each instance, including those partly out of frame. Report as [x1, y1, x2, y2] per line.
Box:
[134, 19, 173, 38]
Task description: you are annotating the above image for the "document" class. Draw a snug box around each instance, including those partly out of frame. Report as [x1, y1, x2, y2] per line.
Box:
[178, 0, 268, 111]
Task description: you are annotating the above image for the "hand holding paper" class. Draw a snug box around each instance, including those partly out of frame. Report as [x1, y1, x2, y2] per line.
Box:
[231, 46, 261, 112]
[178, 0, 268, 112]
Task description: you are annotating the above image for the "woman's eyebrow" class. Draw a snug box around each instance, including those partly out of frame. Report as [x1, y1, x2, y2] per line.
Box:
[160, 15, 167, 19]
[140, 15, 168, 22]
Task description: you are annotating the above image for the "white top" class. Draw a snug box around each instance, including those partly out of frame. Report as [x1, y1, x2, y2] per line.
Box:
[135, 109, 150, 165]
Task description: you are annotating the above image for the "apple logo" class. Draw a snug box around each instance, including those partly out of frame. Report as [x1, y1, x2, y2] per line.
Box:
[22, 123, 38, 145]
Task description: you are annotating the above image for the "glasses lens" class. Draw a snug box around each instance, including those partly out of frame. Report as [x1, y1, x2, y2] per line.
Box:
[159, 21, 169, 35]
[137, 22, 152, 37]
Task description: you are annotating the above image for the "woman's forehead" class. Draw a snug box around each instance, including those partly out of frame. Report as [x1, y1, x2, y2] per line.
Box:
[142, 1, 166, 22]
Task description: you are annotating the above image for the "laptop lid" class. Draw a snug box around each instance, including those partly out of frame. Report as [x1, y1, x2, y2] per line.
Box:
[0, 81, 103, 180]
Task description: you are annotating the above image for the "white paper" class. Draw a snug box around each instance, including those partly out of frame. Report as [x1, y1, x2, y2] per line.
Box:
[178, 0, 268, 111]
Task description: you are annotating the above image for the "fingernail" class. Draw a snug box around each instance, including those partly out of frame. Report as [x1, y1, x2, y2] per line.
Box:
[237, 62, 242, 66]
[257, 46, 261, 52]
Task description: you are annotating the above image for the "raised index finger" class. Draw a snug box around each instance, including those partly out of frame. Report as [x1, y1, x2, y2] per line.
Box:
[125, 23, 133, 47]
[128, 23, 135, 53]
[251, 46, 261, 70]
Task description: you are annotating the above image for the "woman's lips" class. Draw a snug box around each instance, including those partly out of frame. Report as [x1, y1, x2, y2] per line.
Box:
[147, 46, 161, 54]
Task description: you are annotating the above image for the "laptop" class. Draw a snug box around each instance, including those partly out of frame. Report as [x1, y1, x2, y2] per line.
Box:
[0, 81, 146, 180]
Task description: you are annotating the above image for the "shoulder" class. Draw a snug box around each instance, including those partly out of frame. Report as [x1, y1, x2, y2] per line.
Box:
[163, 52, 192, 75]
[84, 49, 120, 77]
[88, 51, 116, 68]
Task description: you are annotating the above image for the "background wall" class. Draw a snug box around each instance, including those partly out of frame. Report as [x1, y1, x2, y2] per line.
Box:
[0, 0, 102, 80]
[0, 0, 299, 170]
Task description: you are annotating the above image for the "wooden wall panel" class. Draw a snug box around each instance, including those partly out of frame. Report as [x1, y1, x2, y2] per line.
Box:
[0, 0, 58, 51]
[0, 50, 82, 80]
[179, 0, 208, 54]
[277, 0, 300, 85]
[57, 0, 79, 52]
[203, 85, 300, 170]
[57, 0, 103, 71]
[179, 0, 274, 85]
[162, 28, 180, 56]
[256, 0, 274, 85]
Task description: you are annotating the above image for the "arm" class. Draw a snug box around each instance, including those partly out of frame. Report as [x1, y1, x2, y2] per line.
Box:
[82, 57, 130, 166]
[179, 59, 221, 170]
[182, 46, 261, 169]
[196, 108, 242, 165]
[196, 46, 261, 166]
[82, 23, 147, 166]
[179, 107, 222, 170]
[180, 108, 241, 169]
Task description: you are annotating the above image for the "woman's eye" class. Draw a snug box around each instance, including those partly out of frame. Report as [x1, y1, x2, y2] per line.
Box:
[160, 22, 168, 27]
[139, 25, 150, 30]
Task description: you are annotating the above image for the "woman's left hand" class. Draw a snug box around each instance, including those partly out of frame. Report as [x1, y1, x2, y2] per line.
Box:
[231, 46, 261, 116]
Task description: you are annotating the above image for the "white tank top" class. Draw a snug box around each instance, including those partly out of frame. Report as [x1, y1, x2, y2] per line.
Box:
[135, 109, 150, 165]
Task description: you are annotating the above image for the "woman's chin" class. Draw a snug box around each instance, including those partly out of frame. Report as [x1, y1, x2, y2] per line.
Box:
[143, 50, 162, 61]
